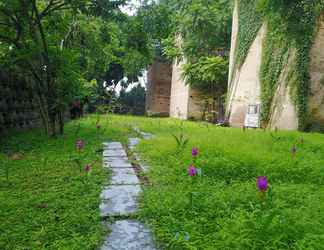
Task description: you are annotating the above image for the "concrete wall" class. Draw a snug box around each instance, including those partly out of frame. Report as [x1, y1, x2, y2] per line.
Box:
[226, 22, 266, 127]
[227, 3, 324, 130]
[146, 60, 172, 116]
[169, 60, 190, 119]
[268, 50, 298, 130]
[169, 60, 205, 120]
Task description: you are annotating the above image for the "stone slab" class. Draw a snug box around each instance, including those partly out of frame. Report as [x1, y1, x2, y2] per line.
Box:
[101, 220, 156, 250]
[103, 149, 127, 157]
[112, 167, 136, 176]
[111, 169, 140, 185]
[141, 132, 153, 140]
[104, 156, 129, 162]
[128, 138, 140, 147]
[100, 185, 141, 217]
[103, 142, 123, 150]
[111, 172, 140, 185]
[104, 161, 133, 169]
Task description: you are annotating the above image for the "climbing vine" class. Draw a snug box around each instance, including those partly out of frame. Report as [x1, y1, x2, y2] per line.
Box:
[235, 0, 263, 67]
[235, 0, 324, 130]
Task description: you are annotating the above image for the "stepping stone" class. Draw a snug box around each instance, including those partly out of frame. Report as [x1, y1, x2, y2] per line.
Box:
[103, 142, 123, 150]
[101, 220, 156, 250]
[104, 161, 133, 169]
[141, 132, 153, 140]
[128, 138, 140, 148]
[104, 156, 129, 162]
[111, 168, 140, 185]
[100, 185, 141, 217]
[112, 167, 136, 175]
[103, 149, 127, 157]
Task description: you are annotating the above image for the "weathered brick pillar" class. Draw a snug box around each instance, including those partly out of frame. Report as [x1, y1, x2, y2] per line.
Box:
[146, 59, 172, 116]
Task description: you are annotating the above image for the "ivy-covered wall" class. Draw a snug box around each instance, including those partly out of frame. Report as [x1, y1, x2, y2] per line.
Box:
[0, 71, 40, 134]
[227, 0, 324, 131]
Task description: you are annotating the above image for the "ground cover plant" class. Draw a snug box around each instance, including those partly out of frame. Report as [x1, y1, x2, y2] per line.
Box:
[1, 115, 324, 249]
[126, 116, 324, 249]
[0, 115, 134, 249]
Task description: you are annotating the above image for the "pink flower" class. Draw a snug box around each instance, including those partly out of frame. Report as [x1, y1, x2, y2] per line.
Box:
[76, 139, 84, 150]
[188, 165, 197, 177]
[85, 164, 92, 172]
[191, 147, 198, 157]
[257, 176, 268, 192]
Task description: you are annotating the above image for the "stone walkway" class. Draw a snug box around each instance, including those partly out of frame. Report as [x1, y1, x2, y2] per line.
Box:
[100, 138, 156, 250]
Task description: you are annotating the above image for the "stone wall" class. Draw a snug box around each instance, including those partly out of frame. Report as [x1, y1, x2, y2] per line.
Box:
[0, 72, 40, 134]
[309, 15, 324, 129]
[169, 60, 190, 119]
[145, 60, 172, 116]
[169, 60, 204, 120]
[226, 20, 266, 127]
[227, 0, 324, 130]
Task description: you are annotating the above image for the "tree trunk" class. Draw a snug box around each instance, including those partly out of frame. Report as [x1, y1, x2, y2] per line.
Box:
[58, 111, 64, 135]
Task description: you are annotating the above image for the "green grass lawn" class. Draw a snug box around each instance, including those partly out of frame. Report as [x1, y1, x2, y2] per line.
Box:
[0, 115, 133, 249]
[129, 117, 324, 249]
[1, 115, 324, 249]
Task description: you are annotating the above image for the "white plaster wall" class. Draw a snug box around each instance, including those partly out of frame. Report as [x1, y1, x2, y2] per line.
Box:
[268, 50, 298, 130]
[309, 15, 324, 125]
[169, 60, 190, 119]
[227, 24, 266, 127]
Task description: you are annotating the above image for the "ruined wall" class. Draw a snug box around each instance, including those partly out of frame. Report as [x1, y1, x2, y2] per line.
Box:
[227, 0, 324, 130]
[169, 60, 204, 120]
[0, 72, 40, 134]
[169, 60, 190, 119]
[146, 60, 172, 116]
[226, 21, 266, 127]
[268, 51, 298, 130]
[309, 15, 324, 129]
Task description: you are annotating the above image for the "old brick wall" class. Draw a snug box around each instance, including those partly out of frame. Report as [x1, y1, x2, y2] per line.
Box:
[146, 60, 172, 116]
[0, 72, 40, 134]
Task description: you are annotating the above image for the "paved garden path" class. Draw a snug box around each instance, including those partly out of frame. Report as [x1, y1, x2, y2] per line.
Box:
[100, 135, 156, 250]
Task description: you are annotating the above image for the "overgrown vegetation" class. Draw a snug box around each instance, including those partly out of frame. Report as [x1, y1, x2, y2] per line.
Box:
[138, 0, 233, 121]
[129, 116, 324, 249]
[234, 0, 324, 130]
[0, 0, 151, 136]
[0, 115, 133, 249]
[2, 115, 324, 248]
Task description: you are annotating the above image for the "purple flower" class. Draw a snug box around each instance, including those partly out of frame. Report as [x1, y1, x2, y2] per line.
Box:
[291, 145, 297, 156]
[85, 164, 92, 172]
[191, 147, 199, 157]
[76, 139, 84, 150]
[188, 165, 197, 177]
[257, 176, 268, 192]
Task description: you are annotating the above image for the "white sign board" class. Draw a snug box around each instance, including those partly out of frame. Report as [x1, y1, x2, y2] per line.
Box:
[244, 104, 260, 128]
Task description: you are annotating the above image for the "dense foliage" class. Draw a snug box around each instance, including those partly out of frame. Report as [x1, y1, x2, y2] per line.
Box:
[0, 0, 151, 135]
[138, 0, 232, 121]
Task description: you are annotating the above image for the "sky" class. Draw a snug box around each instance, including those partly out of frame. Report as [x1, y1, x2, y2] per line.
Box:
[120, 0, 142, 16]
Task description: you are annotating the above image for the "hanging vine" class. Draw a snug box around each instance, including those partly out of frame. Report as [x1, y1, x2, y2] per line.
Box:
[234, 0, 324, 130]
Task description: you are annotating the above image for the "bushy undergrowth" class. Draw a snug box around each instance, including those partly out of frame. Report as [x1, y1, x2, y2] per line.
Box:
[130, 117, 324, 249]
[0, 115, 133, 249]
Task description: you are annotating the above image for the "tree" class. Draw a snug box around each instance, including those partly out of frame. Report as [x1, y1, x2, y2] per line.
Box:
[0, 0, 152, 135]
